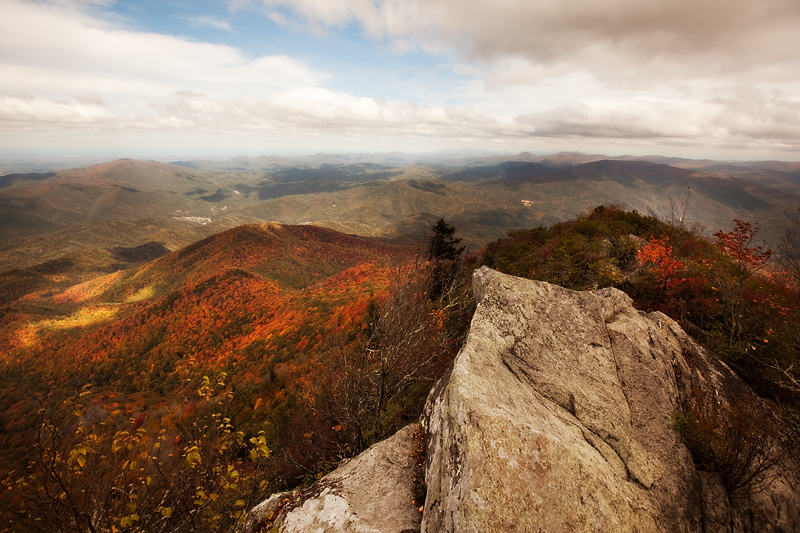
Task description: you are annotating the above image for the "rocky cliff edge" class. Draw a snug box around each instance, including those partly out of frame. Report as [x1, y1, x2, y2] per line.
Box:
[254, 267, 799, 532]
[422, 267, 799, 532]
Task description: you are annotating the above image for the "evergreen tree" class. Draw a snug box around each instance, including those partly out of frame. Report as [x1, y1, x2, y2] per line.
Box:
[428, 218, 465, 262]
[427, 218, 465, 299]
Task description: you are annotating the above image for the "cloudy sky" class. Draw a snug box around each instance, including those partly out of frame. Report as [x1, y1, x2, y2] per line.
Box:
[1, 0, 799, 161]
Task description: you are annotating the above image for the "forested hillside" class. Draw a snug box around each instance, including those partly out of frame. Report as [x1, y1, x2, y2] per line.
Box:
[1, 201, 798, 531]
[0, 220, 474, 531]
[481, 205, 800, 423]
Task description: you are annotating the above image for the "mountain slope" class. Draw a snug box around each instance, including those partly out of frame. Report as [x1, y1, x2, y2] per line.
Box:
[0, 224, 410, 474]
[236, 160, 797, 250]
[3, 155, 798, 275]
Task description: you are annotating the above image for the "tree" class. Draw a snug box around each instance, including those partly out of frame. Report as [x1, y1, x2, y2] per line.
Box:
[711, 220, 773, 346]
[674, 388, 781, 496]
[316, 256, 473, 455]
[636, 235, 684, 284]
[427, 219, 465, 300]
[428, 218, 465, 263]
[713, 220, 772, 279]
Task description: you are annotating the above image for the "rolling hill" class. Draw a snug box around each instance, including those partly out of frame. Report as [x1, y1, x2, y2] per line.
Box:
[0, 223, 411, 476]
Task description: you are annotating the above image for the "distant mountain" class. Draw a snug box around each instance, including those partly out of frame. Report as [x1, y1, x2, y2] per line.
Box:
[232, 159, 796, 250]
[2, 154, 798, 275]
[0, 171, 56, 189]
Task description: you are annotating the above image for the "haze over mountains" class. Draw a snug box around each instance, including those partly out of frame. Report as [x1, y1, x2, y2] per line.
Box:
[1, 151, 798, 278]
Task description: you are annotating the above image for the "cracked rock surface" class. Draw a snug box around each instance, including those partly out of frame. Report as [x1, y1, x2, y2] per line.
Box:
[422, 267, 799, 533]
[259, 423, 421, 533]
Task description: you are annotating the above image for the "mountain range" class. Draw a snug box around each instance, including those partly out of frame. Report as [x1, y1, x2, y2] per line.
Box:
[1, 150, 799, 516]
[2, 152, 798, 271]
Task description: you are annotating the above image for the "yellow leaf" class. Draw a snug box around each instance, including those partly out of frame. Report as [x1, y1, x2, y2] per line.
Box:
[161, 507, 173, 518]
[184, 446, 201, 468]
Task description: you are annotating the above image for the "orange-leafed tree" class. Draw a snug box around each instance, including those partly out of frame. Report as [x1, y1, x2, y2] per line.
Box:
[637, 235, 684, 284]
[709, 220, 773, 347]
[714, 219, 772, 279]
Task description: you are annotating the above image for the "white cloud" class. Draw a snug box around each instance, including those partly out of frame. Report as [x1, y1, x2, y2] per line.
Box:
[0, 0, 321, 102]
[1, 0, 797, 159]
[7, 84, 796, 154]
[515, 94, 800, 150]
[0, 94, 117, 128]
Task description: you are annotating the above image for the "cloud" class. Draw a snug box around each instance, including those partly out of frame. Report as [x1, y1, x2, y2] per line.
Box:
[1, 0, 797, 158]
[74, 93, 107, 105]
[0, 0, 321, 102]
[515, 93, 800, 149]
[187, 16, 232, 31]
[269, 12, 286, 25]
[259, 0, 800, 85]
[6, 85, 796, 154]
[152, 88, 500, 138]
[0, 94, 117, 128]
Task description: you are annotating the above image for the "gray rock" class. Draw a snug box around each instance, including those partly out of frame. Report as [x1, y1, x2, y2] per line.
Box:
[421, 267, 799, 533]
[258, 423, 422, 533]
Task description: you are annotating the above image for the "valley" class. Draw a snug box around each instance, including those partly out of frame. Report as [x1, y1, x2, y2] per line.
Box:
[2, 152, 798, 274]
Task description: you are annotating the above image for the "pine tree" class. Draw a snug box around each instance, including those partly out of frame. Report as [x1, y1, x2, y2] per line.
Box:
[428, 218, 465, 299]
[428, 218, 465, 262]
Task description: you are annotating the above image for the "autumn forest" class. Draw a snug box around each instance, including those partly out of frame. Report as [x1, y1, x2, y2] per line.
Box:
[1, 155, 799, 531]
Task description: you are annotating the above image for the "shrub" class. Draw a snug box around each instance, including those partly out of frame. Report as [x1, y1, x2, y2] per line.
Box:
[674, 387, 782, 496]
[2, 377, 272, 533]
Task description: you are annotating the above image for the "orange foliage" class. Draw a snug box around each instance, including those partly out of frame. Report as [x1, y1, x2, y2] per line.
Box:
[637, 235, 684, 281]
[713, 220, 772, 273]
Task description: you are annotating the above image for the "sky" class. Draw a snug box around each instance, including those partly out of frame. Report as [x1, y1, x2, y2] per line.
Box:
[1, 0, 799, 162]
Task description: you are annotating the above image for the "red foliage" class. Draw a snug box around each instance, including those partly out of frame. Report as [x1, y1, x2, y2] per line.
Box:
[637, 236, 684, 282]
[713, 220, 772, 273]
[0, 225, 414, 481]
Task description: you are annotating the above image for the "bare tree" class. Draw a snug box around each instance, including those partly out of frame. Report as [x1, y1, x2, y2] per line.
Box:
[319, 255, 473, 454]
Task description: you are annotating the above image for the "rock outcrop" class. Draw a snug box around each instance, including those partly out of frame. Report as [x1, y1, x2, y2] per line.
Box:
[253, 267, 799, 532]
[422, 266, 799, 532]
[249, 423, 422, 533]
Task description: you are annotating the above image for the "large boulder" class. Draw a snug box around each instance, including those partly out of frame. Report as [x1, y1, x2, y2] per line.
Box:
[421, 266, 799, 533]
[250, 423, 422, 533]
